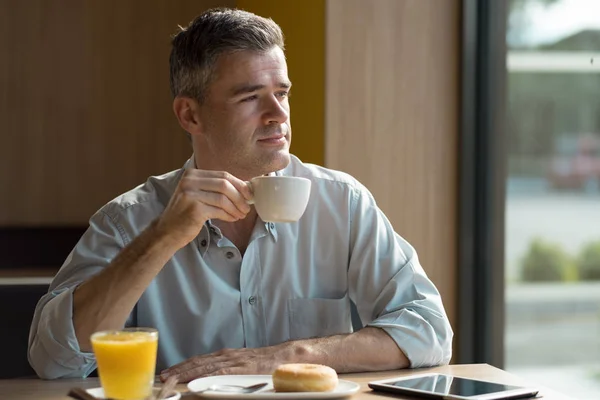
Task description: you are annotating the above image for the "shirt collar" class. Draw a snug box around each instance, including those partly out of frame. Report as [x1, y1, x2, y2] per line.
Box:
[196, 218, 278, 255]
[184, 156, 195, 170]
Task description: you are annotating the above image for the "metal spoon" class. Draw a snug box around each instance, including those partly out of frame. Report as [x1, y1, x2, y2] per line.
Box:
[194, 382, 269, 394]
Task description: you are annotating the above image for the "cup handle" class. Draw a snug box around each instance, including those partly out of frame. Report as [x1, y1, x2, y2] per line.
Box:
[245, 181, 255, 205]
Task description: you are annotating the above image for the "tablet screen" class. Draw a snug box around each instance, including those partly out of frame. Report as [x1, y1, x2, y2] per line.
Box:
[388, 374, 525, 397]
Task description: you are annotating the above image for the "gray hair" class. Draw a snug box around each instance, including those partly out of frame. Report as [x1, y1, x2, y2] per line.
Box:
[169, 8, 285, 103]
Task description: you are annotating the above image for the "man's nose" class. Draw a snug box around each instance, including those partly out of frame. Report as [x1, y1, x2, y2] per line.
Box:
[263, 95, 289, 125]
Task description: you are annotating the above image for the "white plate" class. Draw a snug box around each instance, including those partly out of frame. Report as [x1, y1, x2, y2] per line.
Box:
[187, 375, 360, 399]
[86, 387, 181, 400]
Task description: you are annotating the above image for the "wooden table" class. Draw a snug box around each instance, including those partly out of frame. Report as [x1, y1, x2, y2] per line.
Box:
[0, 364, 572, 400]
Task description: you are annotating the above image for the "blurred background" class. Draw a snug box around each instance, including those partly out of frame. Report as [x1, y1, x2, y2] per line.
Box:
[0, 0, 598, 398]
[505, 0, 600, 398]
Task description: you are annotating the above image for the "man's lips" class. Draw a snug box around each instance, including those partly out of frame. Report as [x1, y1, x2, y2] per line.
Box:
[258, 134, 286, 143]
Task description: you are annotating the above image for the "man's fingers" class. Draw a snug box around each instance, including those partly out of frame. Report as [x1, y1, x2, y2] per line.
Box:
[178, 366, 215, 383]
[161, 359, 237, 383]
[202, 366, 244, 377]
[170, 365, 245, 383]
[160, 347, 269, 383]
[160, 361, 198, 382]
[161, 350, 230, 377]
[211, 171, 253, 201]
[184, 169, 254, 202]
[182, 176, 251, 215]
[160, 359, 188, 377]
[226, 178, 253, 201]
[181, 194, 239, 222]
[187, 191, 245, 220]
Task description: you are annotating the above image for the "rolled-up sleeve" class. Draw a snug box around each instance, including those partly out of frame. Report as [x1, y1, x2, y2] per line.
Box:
[347, 184, 453, 368]
[28, 210, 129, 379]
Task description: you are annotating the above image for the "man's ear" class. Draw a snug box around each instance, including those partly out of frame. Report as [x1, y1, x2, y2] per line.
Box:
[173, 97, 203, 136]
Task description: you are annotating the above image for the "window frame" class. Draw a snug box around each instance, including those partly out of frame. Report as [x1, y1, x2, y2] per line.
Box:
[457, 0, 508, 367]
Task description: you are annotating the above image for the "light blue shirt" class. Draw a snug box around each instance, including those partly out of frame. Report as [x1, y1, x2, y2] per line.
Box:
[28, 155, 453, 379]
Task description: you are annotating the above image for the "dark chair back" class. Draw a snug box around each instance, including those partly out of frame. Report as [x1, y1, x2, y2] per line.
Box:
[0, 284, 49, 378]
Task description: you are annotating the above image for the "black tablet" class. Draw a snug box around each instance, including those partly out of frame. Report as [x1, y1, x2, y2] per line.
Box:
[368, 373, 539, 400]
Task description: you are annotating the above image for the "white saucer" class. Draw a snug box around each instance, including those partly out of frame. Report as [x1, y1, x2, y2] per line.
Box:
[188, 375, 360, 399]
[86, 387, 181, 400]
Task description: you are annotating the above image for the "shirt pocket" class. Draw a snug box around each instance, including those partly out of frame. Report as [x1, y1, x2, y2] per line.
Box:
[287, 295, 352, 341]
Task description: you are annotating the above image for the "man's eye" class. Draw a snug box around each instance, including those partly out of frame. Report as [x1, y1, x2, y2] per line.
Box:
[276, 91, 290, 99]
[241, 95, 258, 102]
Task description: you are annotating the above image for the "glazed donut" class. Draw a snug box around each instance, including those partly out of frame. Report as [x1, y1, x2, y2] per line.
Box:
[272, 363, 339, 392]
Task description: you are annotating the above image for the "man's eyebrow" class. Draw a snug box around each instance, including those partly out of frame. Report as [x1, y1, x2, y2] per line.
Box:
[231, 81, 292, 96]
[231, 84, 265, 96]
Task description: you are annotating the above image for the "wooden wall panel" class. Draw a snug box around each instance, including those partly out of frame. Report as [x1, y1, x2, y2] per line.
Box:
[0, 0, 233, 225]
[325, 0, 460, 330]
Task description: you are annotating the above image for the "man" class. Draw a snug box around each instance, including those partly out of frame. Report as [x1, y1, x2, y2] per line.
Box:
[28, 8, 453, 382]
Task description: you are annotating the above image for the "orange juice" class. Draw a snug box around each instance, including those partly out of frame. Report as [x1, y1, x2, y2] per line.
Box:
[91, 328, 158, 400]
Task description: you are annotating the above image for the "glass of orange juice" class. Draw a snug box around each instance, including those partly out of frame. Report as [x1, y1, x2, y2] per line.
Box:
[91, 327, 159, 400]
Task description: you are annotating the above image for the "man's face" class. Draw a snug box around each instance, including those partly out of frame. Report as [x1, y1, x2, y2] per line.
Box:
[195, 46, 292, 178]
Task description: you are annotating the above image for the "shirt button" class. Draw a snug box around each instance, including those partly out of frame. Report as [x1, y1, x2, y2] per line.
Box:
[269, 223, 275, 229]
[248, 296, 256, 305]
[225, 251, 235, 259]
[200, 239, 207, 247]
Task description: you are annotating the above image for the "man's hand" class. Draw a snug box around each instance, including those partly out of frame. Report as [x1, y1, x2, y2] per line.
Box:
[160, 344, 295, 383]
[156, 169, 253, 249]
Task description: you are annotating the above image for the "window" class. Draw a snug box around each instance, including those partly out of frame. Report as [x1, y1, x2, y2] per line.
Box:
[504, 1, 600, 398]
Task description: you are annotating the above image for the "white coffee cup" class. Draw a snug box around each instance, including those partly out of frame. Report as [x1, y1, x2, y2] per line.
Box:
[247, 176, 311, 223]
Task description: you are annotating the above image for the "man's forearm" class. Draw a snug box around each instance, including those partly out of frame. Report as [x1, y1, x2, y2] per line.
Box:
[290, 327, 410, 372]
[160, 327, 410, 382]
[73, 220, 180, 351]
